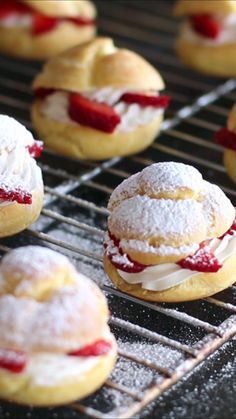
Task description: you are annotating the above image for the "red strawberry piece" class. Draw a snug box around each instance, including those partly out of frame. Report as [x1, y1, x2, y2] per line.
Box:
[34, 88, 55, 99]
[106, 231, 148, 273]
[68, 340, 112, 357]
[214, 128, 236, 151]
[0, 0, 31, 18]
[68, 16, 95, 26]
[27, 141, 43, 158]
[0, 348, 27, 373]
[0, 187, 32, 204]
[191, 14, 221, 39]
[178, 247, 222, 273]
[32, 13, 59, 35]
[121, 93, 171, 109]
[69, 93, 121, 133]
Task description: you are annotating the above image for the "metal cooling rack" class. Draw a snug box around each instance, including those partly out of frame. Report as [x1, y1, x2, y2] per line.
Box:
[0, 1, 236, 418]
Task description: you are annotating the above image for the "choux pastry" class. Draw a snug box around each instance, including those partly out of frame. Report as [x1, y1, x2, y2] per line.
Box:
[0, 114, 44, 237]
[0, 245, 117, 406]
[104, 162, 236, 302]
[32, 37, 170, 160]
[0, 0, 96, 60]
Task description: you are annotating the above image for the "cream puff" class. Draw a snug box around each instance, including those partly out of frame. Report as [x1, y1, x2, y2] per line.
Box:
[31, 37, 170, 160]
[215, 103, 236, 183]
[174, 0, 236, 76]
[0, 115, 44, 237]
[104, 162, 236, 303]
[0, 0, 96, 60]
[0, 245, 117, 406]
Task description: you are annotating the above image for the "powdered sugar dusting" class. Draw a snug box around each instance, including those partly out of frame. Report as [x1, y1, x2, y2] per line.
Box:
[0, 246, 109, 352]
[139, 162, 203, 196]
[109, 195, 205, 244]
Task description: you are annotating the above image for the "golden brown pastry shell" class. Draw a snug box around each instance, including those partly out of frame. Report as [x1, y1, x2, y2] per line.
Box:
[176, 38, 236, 77]
[0, 187, 44, 238]
[23, 0, 96, 18]
[224, 148, 236, 183]
[104, 254, 236, 303]
[0, 23, 96, 60]
[32, 37, 164, 91]
[174, 0, 236, 16]
[32, 101, 163, 160]
[0, 336, 116, 406]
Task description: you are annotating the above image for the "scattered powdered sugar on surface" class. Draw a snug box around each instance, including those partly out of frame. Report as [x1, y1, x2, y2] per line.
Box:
[139, 162, 203, 195]
[0, 114, 34, 152]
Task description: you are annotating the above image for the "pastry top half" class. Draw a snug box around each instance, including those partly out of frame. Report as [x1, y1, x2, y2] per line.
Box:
[20, 0, 96, 18]
[0, 246, 110, 354]
[32, 37, 164, 92]
[174, 0, 236, 16]
[0, 114, 43, 206]
[107, 162, 235, 265]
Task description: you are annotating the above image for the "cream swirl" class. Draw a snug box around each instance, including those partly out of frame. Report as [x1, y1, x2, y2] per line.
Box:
[0, 115, 43, 207]
[117, 232, 236, 291]
[41, 89, 163, 133]
[180, 14, 236, 46]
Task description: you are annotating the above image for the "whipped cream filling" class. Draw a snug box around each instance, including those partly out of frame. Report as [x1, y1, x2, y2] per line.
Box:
[41, 89, 163, 133]
[0, 14, 32, 28]
[180, 14, 236, 46]
[0, 115, 43, 207]
[18, 330, 115, 386]
[117, 232, 236, 291]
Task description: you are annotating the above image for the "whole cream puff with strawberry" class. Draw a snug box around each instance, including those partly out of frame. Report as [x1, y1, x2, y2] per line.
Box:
[31, 37, 170, 160]
[0, 246, 117, 406]
[0, 114, 44, 237]
[215, 103, 236, 183]
[175, 0, 236, 76]
[104, 162, 236, 303]
[0, 0, 96, 60]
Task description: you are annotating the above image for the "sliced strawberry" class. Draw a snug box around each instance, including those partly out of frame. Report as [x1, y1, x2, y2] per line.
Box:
[105, 232, 148, 273]
[121, 93, 171, 109]
[34, 88, 55, 99]
[69, 16, 95, 26]
[27, 141, 43, 158]
[0, 187, 32, 204]
[32, 13, 58, 35]
[178, 247, 222, 273]
[0, 0, 30, 18]
[68, 340, 112, 357]
[0, 348, 27, 373]
[69, 93, 121, 133]
[214, 127, 236, 151]
[191, 14, 221, 39]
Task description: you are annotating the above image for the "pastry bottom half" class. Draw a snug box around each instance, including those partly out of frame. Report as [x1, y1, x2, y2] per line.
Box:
[104, 253, 236, 303]
[0, 187, 44, 238]
[176, 39, 236, 77]
[0, 338, 117, 406]
[0, 24, 95, 60]
[32, 102, 163, 160]
[224, 148, 236, 183]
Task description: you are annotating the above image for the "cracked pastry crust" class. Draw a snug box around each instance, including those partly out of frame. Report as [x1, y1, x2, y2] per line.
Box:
[0, 0, 96, 60]
[104, 162, 236, 302]
[31, 37, 166, 160]
[0, 246, 117, 406]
